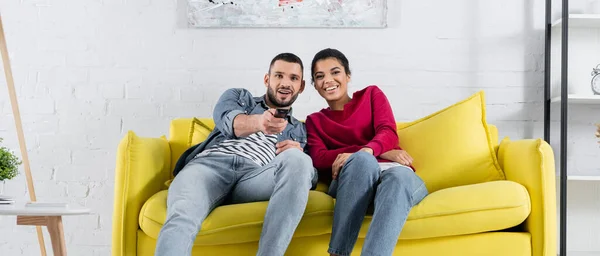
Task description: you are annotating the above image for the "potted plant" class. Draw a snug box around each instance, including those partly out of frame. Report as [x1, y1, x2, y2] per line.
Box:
[0, 138, 20, 195]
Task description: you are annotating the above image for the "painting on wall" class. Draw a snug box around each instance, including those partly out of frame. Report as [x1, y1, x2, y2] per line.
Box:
[187, 0, 387, 28]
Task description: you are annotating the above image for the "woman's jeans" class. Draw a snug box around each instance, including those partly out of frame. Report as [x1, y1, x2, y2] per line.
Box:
[327, 151, 428, 256]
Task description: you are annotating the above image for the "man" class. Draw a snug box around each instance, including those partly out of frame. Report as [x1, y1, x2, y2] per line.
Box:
[155, 53, 316, 256]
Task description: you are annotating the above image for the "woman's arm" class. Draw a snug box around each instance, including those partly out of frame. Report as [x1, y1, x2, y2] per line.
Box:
[306, 116, 363, 169]
[365, 86, 401, 157]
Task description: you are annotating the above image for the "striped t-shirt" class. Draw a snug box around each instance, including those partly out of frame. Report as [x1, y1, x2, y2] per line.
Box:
[196, 132, 278, 166]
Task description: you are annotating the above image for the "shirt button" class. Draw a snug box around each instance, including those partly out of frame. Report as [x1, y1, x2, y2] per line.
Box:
[241, 102, 245, 106]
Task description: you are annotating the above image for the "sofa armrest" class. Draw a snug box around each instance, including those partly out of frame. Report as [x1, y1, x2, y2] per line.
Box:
[499, 138, 556, 256]
[112, 131, 171, 256]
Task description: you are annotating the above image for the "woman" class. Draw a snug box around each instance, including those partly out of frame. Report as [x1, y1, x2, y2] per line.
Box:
[305, 48, 428, 256]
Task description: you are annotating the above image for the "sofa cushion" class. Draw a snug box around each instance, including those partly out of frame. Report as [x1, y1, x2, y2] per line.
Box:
[396, 91, 505, 193]
[189, 118, 215, 147]
[140, 190, 335, 246]
[140, 180, 529, 244]
[389, 180, 531, 240]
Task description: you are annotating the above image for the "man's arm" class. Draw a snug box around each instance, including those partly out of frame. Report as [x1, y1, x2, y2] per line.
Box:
[213, 89, 286, 138]
[213, 88, 250, 139]
[232, 114, 261, 138]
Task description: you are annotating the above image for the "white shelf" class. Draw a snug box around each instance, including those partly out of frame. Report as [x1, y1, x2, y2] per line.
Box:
[569, 175, 600, 181]
[557, 175, 600, 181]
[551, 94, 600, 104]
[552, 14, 600, 28]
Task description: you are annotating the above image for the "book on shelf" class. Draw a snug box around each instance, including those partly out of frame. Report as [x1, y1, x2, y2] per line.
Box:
[0, 195, 15, 204]
[24, 202, 69, 208]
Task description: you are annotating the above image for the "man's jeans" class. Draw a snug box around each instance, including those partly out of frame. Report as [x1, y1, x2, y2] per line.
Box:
[328, 151, 428, 256]
[155, 148, 316, 256]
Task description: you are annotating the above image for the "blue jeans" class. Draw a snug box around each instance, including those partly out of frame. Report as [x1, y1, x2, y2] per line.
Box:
[155, 148, 316, 256]
[328, 151, 428, 256]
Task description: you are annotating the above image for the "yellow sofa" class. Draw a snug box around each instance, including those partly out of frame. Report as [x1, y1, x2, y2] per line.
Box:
[112, 118, 556, 256]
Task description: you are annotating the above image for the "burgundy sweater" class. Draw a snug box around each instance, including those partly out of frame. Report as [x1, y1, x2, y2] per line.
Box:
[306, 85, 405, 182]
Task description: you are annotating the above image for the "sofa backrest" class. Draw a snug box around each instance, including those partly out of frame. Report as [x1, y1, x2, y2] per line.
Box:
[168, 118, 500, 174]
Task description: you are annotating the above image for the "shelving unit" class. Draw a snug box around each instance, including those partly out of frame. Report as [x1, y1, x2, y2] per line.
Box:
[552, 14, 600, 28]
[568, 175, 600, 181]
[545, 2, 600, 255]
[551, 94, 600, 104]
[558, 175, 600, 181]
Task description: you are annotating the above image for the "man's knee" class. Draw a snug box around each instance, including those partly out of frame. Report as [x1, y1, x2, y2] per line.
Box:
[279, 148, 313, 169]
[277, 148, 314, 179]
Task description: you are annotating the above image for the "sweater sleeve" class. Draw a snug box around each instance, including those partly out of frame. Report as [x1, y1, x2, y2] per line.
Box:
[365, 87, 400, 157]
[306, 115, 363, 170]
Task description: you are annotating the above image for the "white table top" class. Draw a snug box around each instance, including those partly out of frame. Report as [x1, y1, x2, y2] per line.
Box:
[0, 202, 90, 216]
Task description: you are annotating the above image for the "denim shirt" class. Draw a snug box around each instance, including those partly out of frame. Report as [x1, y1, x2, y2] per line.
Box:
[173, 88, 308, 177]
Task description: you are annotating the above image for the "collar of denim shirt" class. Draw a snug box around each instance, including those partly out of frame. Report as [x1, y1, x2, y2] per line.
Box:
[255, 95, 297, 125]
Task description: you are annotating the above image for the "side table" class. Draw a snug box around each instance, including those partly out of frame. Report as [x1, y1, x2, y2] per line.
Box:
[0, 203, 90, 256]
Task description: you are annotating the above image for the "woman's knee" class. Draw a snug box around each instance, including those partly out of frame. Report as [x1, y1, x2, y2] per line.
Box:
[340, 151, 380, 181]
[384, 167, 423, 186]
[344, 151, 379, 172]
[385, 166, 415, 179]
[383, 167, 428, 203]
[347, 151, 377, 164]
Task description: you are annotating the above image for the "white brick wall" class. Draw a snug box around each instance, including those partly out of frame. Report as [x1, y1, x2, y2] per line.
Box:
[0, 0, 598, 254]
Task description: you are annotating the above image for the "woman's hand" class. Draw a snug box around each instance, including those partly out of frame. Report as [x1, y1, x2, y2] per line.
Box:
[332, 153, 352, 180]
[380, 149, 413, 166]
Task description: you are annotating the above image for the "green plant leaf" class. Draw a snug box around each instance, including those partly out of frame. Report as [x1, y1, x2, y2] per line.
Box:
[0, 138, 21, 181]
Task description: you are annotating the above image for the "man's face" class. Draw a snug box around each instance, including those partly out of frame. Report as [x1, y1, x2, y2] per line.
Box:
[264, 60, 305, 108]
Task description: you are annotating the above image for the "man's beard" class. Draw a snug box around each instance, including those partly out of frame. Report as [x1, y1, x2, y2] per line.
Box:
[266, 85, 298, 108]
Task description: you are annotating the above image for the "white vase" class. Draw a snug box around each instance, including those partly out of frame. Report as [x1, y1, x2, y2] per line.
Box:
[588, 0, 600, 14]
[0, 180, 4, 196]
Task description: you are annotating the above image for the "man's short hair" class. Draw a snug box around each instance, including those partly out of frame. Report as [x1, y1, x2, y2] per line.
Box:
[269, 53, 304, 77]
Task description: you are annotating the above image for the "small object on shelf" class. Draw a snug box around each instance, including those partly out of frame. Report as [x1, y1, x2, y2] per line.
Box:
[24, 202, 69, 208]
[589, 0, 600, 14]
[591, 64, 600, 95]
[595, 124, 600, 143]
[0, 195, 14, 204]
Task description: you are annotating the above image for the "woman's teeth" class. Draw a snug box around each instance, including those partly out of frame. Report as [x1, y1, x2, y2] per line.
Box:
[325, 86, 337, 91]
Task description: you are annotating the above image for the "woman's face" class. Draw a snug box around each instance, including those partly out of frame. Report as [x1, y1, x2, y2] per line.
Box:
[312, 58, 351, 102]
